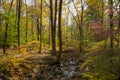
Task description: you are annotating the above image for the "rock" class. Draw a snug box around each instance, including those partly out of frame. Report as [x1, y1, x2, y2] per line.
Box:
[35, 76, 46, 80]
[39, 57, 82, 80]
[0, 73, 9, 80]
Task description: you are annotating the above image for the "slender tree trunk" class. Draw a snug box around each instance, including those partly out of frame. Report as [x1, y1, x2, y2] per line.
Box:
[39, 0, 43, 53]
[101, 0, 104, 24]
[71, 26, 73, 40]
[25, 0, 28, 43]
[3, 23, 8, 54]
[53, 0, 58, 55]
[3, 0, 14, 54]
[118, 0, 120, 46]
[72, 0, 84, 52]
[31, 16, 34, 40]
[97, 1, 100, 19]
[56, 0, 63, 63]
[50, 0, 56, 55]
[36, 18, 40, 41]
[109, 0, 114, 49]
[17, 0, 21, 52]
[34, 0, 39, 41]
[79, 0, 84, 52]
[48, 15, 51, 45]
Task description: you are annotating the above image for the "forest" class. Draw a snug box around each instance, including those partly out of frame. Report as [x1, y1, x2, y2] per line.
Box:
[0, 0, 120, 80]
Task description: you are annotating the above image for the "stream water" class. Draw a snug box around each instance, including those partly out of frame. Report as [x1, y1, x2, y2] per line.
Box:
[40, 58, 82, 80]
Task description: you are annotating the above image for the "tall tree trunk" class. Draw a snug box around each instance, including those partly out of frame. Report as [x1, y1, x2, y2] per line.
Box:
[53, 0, 58, 55]
[31, 16, 34, 40]
[39, 0, 43, 53]
[79, 0, 84, 52]
[34, 0, 39, 41]
[3, 23, 8, 54]
[17, 0, 21, 52]
[72, 0, 84, 52]
[56, 0, 63, 63]
[3, 0, 14, 54]
[109, 0, 114, 49]
[101, 0, 104, 24]
[25, 0, 28, 43]
[118, 0, 120, 46]
[50, 0, 56, 55]
[97, 1, 100, 19]
[36, 18, 40, 41]
[48, 15, 51, 45]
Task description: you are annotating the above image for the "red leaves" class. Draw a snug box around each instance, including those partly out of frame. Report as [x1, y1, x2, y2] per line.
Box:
[89, 20, 109, 41]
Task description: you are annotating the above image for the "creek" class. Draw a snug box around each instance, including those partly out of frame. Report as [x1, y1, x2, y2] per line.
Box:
[40, 58, 82, 80]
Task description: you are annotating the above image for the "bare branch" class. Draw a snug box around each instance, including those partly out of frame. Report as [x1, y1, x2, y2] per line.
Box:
[67, 6, 79, 26]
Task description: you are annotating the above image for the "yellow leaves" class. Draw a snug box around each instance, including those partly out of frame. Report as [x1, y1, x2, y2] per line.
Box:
[20, 47, 27, 54]
[27, 41, 40, 46]
[86, 0, 97, 6]
[27, 41, 40, 51]
[85, 40, 105, 54]
[80, 59, 92, 70]
[0, 49, 30, 69]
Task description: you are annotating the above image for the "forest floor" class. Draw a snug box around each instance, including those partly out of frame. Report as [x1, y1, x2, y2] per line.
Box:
[0, 44, 120, 80]
[0, 47, 84, 80]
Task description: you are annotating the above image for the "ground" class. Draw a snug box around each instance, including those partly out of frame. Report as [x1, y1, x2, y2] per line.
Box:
[0, 47, 84, 80]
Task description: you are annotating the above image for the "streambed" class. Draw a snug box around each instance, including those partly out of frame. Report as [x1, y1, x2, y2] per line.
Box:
[38, 58, 82, 80]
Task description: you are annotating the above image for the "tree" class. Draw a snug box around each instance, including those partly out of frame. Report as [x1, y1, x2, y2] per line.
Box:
[101, 0, 104, 24]
[3, 0, 14, 54]
[25, 0, 28, 43]
[53, 0, 58, 55]
[34, 0, 40, 41]
[118, 0, 120, 46]
[85, 0, 104, 22]
[109, 0, 114, 48]
[56, 0, 63, 63]
[50, 0, 56, 55]
[39, 0, 43, 53]
[17, 0, 22, 52]
[68, 0, 85, 52]
[79, 0, 84, 52]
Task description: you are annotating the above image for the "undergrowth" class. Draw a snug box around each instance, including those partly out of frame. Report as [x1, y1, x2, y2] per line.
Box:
[81, 40, 120, 80]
